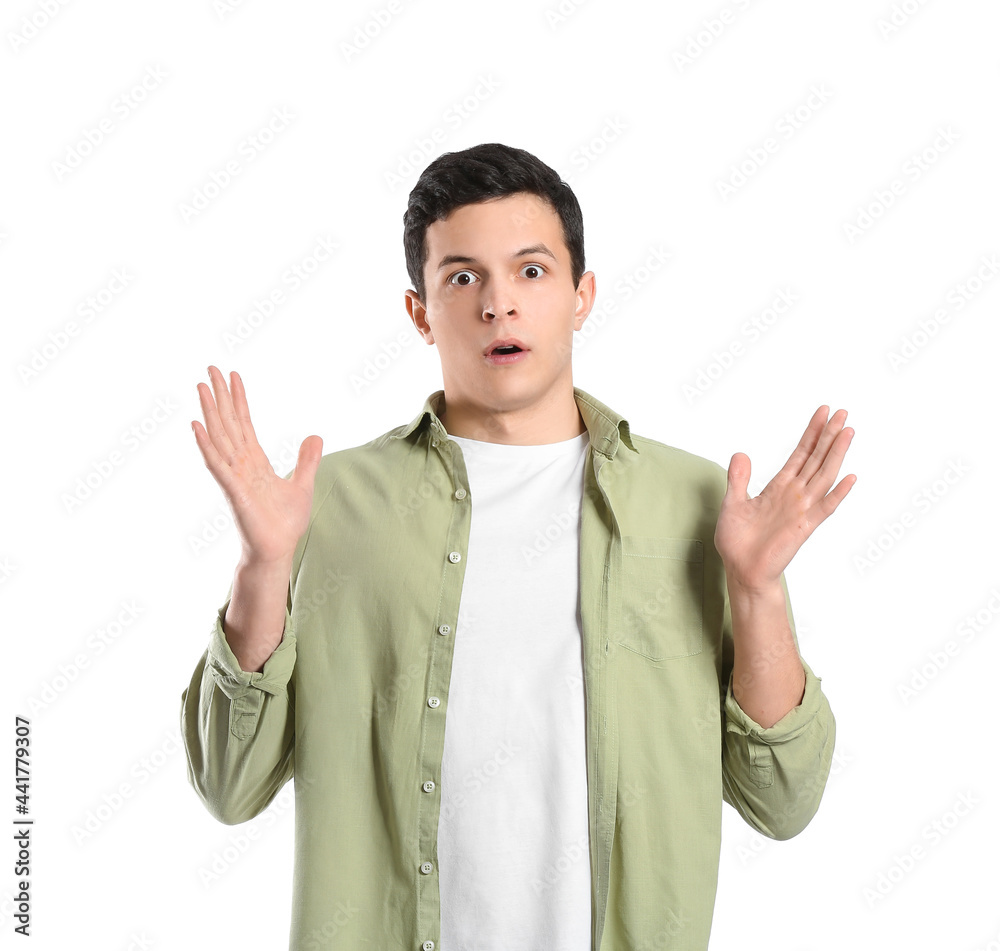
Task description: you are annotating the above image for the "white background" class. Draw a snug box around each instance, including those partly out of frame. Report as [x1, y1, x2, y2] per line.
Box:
[3, 0, 999, 948]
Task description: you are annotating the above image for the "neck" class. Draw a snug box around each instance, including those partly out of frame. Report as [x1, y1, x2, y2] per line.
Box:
[439, 385, 586, 446]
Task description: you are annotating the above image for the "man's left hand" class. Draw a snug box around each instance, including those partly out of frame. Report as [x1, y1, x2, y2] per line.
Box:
[714, 406, 856, 592]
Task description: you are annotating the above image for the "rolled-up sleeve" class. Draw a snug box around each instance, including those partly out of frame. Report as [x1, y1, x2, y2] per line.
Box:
[180, 593, 296, 825]
[721, 655, 835, 840]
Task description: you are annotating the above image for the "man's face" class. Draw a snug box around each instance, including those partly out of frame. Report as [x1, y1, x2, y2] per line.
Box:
[405, 192, 595, 423]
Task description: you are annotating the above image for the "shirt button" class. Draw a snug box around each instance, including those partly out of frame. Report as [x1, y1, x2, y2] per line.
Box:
[437, 623, 451, 636]
[422, 941, 435, 951]
[431, 439, 439, 448]
[422, 780, 435, 793]
[427, 696, 441, 708]
[454, 488, 467, 499]
[448, 551, 461, 563]
[420, 861, 434, 875]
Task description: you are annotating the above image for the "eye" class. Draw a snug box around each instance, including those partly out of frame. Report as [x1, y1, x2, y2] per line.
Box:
[521, 263, 545, 279]
[448, 270, 478, 286]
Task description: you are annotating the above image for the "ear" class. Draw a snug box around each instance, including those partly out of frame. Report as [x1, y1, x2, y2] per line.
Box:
[404, 289, 435, 345]
[574, 270, 597, 331]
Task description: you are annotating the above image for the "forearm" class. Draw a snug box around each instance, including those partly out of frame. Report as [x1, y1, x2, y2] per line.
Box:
[223, 554, 293, 673]
[727, 576, 805, 729]
[721, 655, 836, 839]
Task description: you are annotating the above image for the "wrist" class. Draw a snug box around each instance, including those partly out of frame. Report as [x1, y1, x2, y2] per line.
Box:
[724, 569, 784, 602]
[236, 550, 295, 575]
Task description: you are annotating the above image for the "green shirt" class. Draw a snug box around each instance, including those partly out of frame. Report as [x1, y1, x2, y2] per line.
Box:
[180, 386, 836, 951]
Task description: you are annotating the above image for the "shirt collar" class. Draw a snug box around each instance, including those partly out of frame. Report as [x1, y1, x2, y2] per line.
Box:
[390, 386, 638, 458]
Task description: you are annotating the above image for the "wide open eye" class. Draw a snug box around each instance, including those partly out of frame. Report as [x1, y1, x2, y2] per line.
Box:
[448, 270, 479, 286]
[520, 263, 545, 279]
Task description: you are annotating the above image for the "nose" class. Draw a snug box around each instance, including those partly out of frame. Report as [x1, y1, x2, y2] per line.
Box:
[483, 302, 515, 320]
[483, 282, 517, 321]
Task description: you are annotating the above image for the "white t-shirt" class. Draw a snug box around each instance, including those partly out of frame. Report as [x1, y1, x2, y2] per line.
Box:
[438, 428, 592, 950]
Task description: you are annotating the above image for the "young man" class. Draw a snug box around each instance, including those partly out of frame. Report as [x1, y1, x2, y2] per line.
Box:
[181, 143, 855, 951]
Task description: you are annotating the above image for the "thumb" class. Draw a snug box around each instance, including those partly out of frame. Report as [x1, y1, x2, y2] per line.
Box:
[726, 451, 751, 501]
[290, 434, 323, 488]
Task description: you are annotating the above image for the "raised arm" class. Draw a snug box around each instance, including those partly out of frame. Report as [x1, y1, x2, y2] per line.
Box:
[192, 365, 322, 671]
[180, 366, 322, 824]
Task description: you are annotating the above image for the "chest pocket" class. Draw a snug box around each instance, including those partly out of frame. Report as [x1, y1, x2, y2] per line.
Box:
[618, 535, 704, 662]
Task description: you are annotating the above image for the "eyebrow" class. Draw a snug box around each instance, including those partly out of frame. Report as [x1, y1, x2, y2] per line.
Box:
[435, 243, 558, 272]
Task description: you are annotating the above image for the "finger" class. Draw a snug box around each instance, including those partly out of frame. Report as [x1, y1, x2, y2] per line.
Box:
[230, 370, 259, 448]
[197, 377, 237, 460]
[208, 365, 245, 450]
[775, 405, 828, 482]
[191, 418, 237, 495]
[724, 451, 751, 501]
[800, 408, 848, 485]
[290, 434, 323, 489]
[808, 425, 854, 497]
[813, 470, 857, 523]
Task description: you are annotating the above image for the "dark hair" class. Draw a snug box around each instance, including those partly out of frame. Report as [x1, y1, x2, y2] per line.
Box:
[403, 142, 585, 304]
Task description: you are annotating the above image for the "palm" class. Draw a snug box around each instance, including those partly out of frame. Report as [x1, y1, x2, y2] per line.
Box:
[192, 367, 323, 564]
[714, 406, 856, 590]
[224, 434, 318, 559]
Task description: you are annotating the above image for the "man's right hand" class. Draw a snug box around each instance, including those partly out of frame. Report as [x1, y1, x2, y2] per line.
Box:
[192, 365, 323, 566]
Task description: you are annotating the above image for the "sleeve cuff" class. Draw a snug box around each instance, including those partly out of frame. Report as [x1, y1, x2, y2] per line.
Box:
[206, 597, 296, 697]
[725, 657, 824, 744]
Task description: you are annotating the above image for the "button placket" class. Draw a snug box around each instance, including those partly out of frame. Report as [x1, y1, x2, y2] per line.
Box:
[415, 435, 472, 947]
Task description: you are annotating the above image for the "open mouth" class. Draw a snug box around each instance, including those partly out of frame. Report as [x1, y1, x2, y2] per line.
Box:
[485, 338, 528, 362]
[485, 343, 528, 364]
